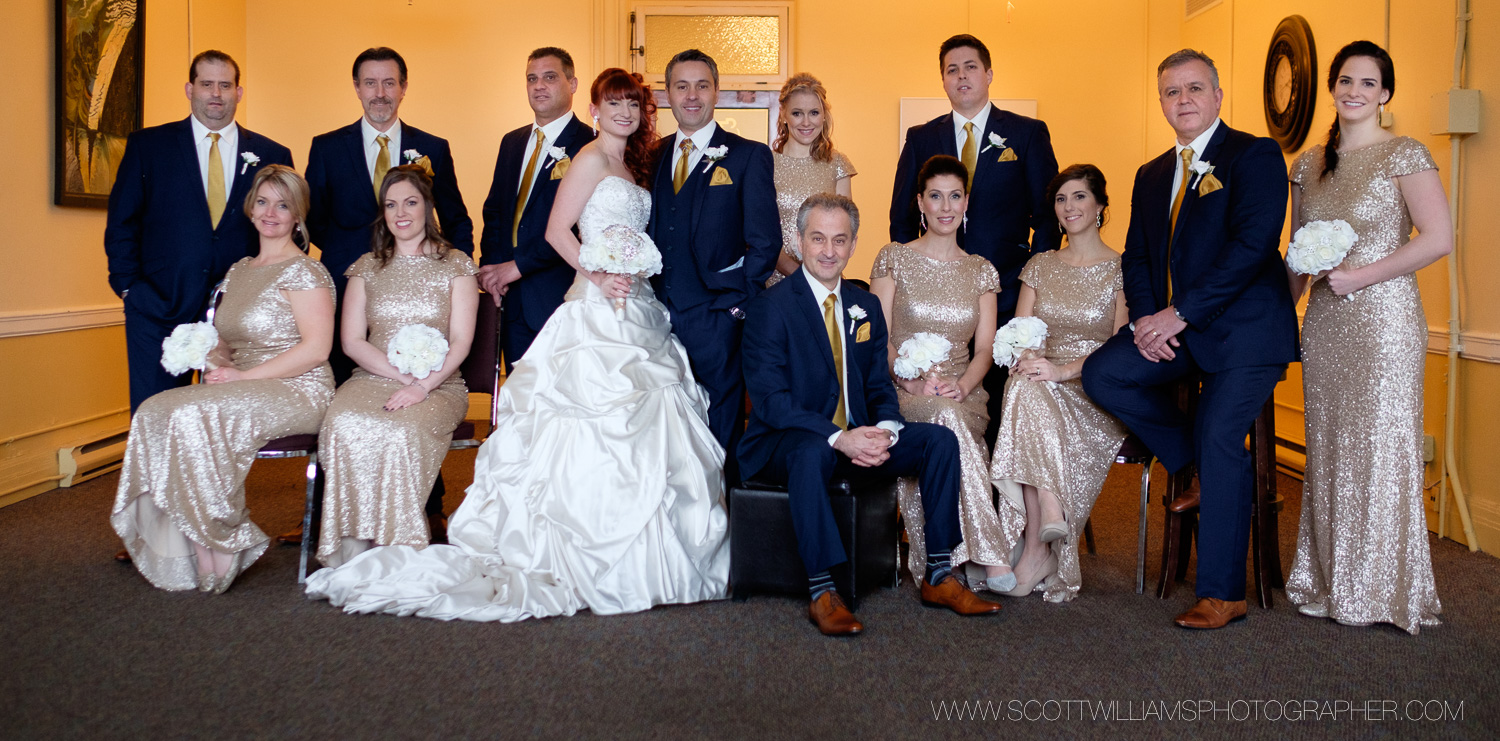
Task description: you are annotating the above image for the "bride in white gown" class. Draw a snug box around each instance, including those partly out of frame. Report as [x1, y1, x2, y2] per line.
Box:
[306, 69, 730, 622]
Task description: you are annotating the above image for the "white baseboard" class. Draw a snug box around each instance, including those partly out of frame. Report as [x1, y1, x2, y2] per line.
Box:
[0, 305, 124, 338]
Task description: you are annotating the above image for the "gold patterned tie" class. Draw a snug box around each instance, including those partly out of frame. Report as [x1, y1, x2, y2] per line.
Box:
[1166, 147, 1194, 304]
[373, 134, 391, 199]
[824, 293, 848, 429]
[961, 121, 978, 189]
[513, 128, 545, 247]
[206, 132, 226, 228]
[673, 139, 695, 194]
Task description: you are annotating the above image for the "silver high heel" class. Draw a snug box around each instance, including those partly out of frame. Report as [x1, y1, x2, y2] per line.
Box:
[1003, 547, 1057, 598]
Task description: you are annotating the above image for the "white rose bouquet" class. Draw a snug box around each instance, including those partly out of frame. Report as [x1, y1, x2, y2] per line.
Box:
[993, 316, 1049, 368]
[1287, 219, 1358, 276]
[387, 324, 449, 380]
[893, 332, 953, 381]
[160, 322, 220, 376]
[578, 225, 664, 319]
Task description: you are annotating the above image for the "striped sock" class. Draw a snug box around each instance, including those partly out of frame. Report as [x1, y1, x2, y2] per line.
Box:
[808, 570, 836, 600]
[925, 551, 953, 586]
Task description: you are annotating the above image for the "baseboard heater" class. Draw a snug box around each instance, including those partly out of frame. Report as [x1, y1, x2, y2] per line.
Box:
[58, 429, 129, 487]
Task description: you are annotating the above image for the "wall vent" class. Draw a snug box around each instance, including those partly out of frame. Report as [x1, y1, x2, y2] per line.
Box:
[58, 429, 128, 487]
[1186, 0, 1223, 20]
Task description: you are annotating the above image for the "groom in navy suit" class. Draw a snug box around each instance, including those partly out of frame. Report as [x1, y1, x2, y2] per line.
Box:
[889, 34, 1059, 443]
[740, 194, 1000, 636]
[301, 47, 472, 542]
[477, 47, 595, 371]
[1082, 50, 1297, 629]
[105, 50, 294, 412]
[648, 49, 779, 461]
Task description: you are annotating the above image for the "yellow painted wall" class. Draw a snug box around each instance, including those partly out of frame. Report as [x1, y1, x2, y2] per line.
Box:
[4, 0, 1496, 554]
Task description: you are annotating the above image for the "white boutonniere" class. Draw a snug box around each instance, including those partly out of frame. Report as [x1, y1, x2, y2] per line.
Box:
[239, 152, 260, 175]
[544, 146, 569, 167]
[701, 145, 729, 173]
[980, 132, 1006, 153]
[1189, 159, 1214, 188]
[402, 149, 435, 176]
[847, 304, 866, 335]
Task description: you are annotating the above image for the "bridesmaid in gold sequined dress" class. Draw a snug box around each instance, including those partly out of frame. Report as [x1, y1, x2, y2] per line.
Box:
[768, 74, 855, 287]
[871, 155, 1015, 593]
[990, 164, 1128, 602]
[317, 166, 479, 568]
[1286, 43, 1451, 633]
[112, 166, 337, 593]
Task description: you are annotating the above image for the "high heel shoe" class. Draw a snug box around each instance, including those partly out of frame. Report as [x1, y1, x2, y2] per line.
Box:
[1003, 549, 1058, 598]
[197, 572, 218, 593]
[985, 570, 1017, 593]
[1040, 521, 1068, 544]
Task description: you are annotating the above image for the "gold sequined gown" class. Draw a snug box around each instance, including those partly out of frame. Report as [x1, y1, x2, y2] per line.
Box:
[870, 242, 1013, 583]
[111, 255, 336, 591]
[316, 251, 477, 567]
[1285, 137, 1442, 633]
[990, 251, 1126, 602]
[768, 151, 855, 287]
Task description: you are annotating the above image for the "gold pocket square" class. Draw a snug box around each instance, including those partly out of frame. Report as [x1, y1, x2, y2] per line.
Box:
[549, 157, 571, 180]
[413, 155, 435, 177]
[1197, 172, 1223, 195]
[997, 148, 1018, 162]
[709, 167, 734, 186]
[855, 323, 871, 343]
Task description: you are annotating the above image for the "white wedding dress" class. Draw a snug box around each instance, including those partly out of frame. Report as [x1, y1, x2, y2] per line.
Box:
[306, 175, 731, 621]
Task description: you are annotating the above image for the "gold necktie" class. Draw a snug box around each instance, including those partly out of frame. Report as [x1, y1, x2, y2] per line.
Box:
[207, 132, 226, 228]
[1166, 147, 1194, 304]
[374, 134, 391, 199]
[513, 128, 546, 247]
[673, 139, 695, 194]
[824, 293, 848, 429]
[960, 121, 978, 189]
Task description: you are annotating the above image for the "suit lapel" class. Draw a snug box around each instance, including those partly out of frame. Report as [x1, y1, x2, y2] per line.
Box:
[175, 118, 213, 229]
[971, 106, 1006, 187]
[219, 128, 256, 232]
[1171, 123, 1229, 246]
[791, 275, 838, 378]
[343, 120, 372, 202]
[934, 113, 959, 157]
[837, 283, 864, 426]
[689, 126, 728, 231]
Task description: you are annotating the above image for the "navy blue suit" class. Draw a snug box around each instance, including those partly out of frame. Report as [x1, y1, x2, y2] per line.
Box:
[105, 117, 294, 411]
[739, 273, 962, 576]
[1082, 122, 1298, 603]
[306, 119, 473, 382]
[478, 115, 594, 370]
[889, 106, 1060, 442]
[647, 126, 779, 453]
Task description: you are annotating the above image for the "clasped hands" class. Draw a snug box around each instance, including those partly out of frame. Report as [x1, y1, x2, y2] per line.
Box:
[384, 378, 429, 411]
[1133, 306, 1188, 363]
[900, 375, 967, 401]
[834, 426, 895, 467]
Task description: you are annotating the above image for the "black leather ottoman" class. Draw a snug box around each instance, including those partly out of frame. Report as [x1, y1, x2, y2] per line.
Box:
[728, 478, 899, 609]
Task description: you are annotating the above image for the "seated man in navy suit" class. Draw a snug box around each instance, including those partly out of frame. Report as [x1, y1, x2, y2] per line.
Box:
[648, 49, 780, 468]
[300, 47, 473, 543]
[889, 34, 1059, 445]
[106, 50, 294, 413]
[477, 47, 595, 371]
[739, 193, 1001, 637]
[1082, 50, 1297, 630]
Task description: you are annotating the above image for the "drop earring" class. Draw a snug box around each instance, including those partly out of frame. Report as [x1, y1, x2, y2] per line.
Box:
[1057, 221, 1064, 234]
[592, 115, 599, 133]
[920, 213, 927, 232]
[1096, 212, 1103, 228]
[962, 213, 968, 234]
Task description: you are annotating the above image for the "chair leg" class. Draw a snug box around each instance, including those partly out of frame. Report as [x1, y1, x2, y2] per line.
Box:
[297, 452, 321, 585]
[1136, 457, 1153, 594]
[1082, 519, 1096, 555]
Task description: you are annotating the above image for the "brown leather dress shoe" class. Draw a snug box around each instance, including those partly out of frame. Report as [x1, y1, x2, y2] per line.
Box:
[808, 591, 863, 636]
[276, 527, 304, 546]
[1168, 474, 1201, 512]
[428, 514, 449, 545]
[115, 549, 132, 563]
[1174, 597, 1247, 629]
[920, 576, 1003, 616]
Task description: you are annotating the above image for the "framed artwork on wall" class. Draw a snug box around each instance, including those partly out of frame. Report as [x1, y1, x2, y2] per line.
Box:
[55, 0, 144, 208]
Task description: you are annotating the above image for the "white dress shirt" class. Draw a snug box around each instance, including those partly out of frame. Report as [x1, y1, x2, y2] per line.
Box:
[361, 117, 403, 183]
[516, 112, 576, 208]
[189, 115, 238, 198]
[799, 267, 904, 448]
[1167, 117, 1222, 217]
[670, 121, 719, 176]
[951, 102, 993, 155]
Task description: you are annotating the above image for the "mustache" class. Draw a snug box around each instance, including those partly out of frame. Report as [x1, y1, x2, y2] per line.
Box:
[370, 97, 394, 106]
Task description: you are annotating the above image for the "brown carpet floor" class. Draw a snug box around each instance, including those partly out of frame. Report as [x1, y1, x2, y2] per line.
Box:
[2, 452, 1497, 739]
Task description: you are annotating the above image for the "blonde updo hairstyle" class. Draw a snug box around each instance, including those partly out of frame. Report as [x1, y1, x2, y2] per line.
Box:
[242, 164, 312, 252]
[773, 73, 836, 163]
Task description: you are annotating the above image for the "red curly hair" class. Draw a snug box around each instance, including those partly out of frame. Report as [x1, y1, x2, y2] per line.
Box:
[591, 68, 659, 187]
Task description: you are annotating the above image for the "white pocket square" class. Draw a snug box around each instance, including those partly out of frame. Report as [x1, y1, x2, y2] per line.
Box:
[717, 257, 745, 273]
